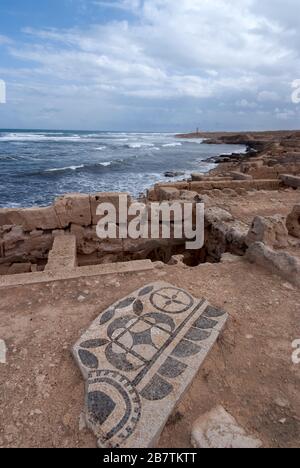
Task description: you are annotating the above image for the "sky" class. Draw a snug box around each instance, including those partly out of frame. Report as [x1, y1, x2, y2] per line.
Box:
[0, 0, 300, 131]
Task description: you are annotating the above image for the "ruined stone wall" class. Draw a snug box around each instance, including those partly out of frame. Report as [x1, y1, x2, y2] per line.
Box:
[0, 192, 191, 269]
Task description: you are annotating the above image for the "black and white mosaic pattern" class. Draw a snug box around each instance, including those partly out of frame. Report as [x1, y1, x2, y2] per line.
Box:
[73, 282, 228, 448]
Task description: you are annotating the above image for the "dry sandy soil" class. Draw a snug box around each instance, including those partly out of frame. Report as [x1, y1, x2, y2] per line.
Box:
[0, 256, 299, 448]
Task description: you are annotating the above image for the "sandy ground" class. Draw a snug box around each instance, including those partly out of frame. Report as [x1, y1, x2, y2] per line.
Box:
[0, 257, 299, 448]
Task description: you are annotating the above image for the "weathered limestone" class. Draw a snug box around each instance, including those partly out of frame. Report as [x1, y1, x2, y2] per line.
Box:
[245, 215, 289, 249]
[90, 192, 131, 225]
[8, 263, 32, 275]
[54, 193, 91, 227]
[286, 205, 300, 238]
[204, 207, 248, 260]
[230, 171, 253, 181]
[280, 174, 300, 189]
[73, 282, 228, 448]
[0, 260, 154, 288]
[0, 206, 60, 231]
[45, 234, 77, 271]
[191, 406, 262, 448]
[189, 179, 281, 193]
[191, 173, 208, 182]
[246, 242, 300, 287]
[191, 174, 232, 182]
[0, 339, 7, 364]
[157, 187, 180, 202]
[0, 226, 53, 265]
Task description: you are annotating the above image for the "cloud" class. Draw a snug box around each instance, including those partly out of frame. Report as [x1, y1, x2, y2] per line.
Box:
[0, 34, 12, 45]
[93, 0, 141, 11]
[1, 0, 300, 130]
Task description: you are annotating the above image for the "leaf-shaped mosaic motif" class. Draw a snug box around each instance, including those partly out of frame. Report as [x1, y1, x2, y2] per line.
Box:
[100, 309, 115, 325]
[78, 349, 99, 369]
[133, 299, 144, 316]
[203, 306, 226, 318]
[116, 297, 135, 309]
[138, 286, 154, 297]
[81, 339, 109, 349]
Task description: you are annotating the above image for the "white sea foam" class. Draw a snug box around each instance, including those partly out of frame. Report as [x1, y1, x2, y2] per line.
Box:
[128, 143, 154, 149]
[45, 165, 84, 172]
[0, 133, 93, 143]
[162, 142, 182, 147]
[98, 161, 112, 167]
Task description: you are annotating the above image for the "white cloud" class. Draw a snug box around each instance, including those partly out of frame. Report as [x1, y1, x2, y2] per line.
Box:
[1, 0, 300, 129]
[258, 91, 279, 102]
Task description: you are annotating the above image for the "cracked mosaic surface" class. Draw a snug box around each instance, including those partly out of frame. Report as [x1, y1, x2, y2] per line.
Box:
[73, 282, 228, 448]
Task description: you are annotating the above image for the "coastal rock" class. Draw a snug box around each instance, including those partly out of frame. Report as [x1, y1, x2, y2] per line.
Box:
[157, 187, 180, 201]
[191, 173, 206, 182]
[245, 215, 289, 249]
[164, 171, 185, 178]
[286, 205, 300, 238]
[191, 406, 262, 449]
[179, 190, 199, 201]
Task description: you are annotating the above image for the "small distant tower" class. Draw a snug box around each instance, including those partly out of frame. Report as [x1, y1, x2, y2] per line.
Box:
[196, 127, 199, 134]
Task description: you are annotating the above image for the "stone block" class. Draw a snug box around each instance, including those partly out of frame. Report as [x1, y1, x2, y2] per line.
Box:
[8, 263, 32, 275]
[90, 192, 131, 225]
[191, 406, 262, 448]
[191, 173, 206, 182]
[45, 234, 77, 271]
[245, 215, 289, 249]
[157, 187, 180, 202]
[54, 193, 91, 227]
[73, 282, 228, 448]
[246, 242, 300, 287]
[230, 171, 253, 181]
[18, 206, 60, 231]
[0, 206, 60, 230]
[189, 179, 281, 193]
[286, 205, 300, 238]
[280, 174, 300, 189]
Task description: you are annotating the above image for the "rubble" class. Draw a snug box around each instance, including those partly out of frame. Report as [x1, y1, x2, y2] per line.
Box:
[191, 406, 262, 448]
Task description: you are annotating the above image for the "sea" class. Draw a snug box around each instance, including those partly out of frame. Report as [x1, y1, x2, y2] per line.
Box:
[0, 130, 246, 208]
